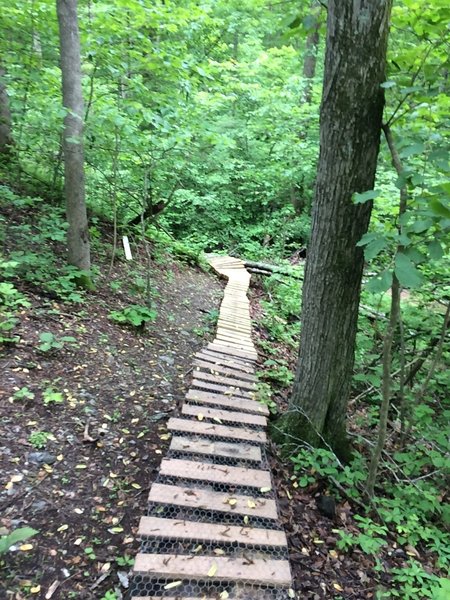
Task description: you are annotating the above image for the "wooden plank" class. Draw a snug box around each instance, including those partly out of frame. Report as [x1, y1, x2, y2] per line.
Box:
[216, 337, 255, 351]
[170, 435, 262, 461]
[160, 458, 272, 489]
[193, 370, 257, 390]
[215, 335, 254, 347]
[167, 418, 267, 443]
[192, 359, 257, 382]
[196, 351, 255, 373]
[217, 319, 252, 329]
[148, 483, 278, 519]
[182, 404, 266, 427]
[216, 328, 253, 340]
[133, 554, 292, 586]
[208, 343, 257, 361]
[138, 516, 287, 547]
[186, 390, 269, 416]
[217, 325, 252, 335]
[191, 378, 255, 399]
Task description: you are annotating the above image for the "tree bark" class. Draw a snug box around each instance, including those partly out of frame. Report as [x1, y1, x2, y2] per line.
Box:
[274, 0, 393, 458]
[56, 0, 91, 273]
[0, 62, 13, 156]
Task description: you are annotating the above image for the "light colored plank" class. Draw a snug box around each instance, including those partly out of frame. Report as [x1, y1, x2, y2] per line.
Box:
[216, 332, 254, 345]
[170, 435, 262, 461]
[197, 351, 255, 372]
[133, 554, 292, 586]
[160, 458, 272, 488]
[167, 418, 267, 443]
[148, 483, 278, 519]
[138, 516, 287, 546]
[208, 343, 257, 361]
[192, 359, 257, 382]
[216, 328, 253, 340]
[182, 404, 266, 427]
[193, 370, 257, 390]
[186, 389, 268, 416]
[191, 378, 255, 399]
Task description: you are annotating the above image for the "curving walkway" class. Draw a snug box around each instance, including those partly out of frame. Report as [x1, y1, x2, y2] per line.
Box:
[129, 256, 293, 599]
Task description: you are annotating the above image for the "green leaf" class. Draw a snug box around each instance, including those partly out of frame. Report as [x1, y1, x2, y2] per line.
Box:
[428, 240, 443, 260]
[430, 199, 450, 219]
[408, 219, 432, 234]
[39, 332, 54, 342]
[394, 252, 424, 288]
[380, 81, 396, 88]
[366, 270, 392, 294]
[0, 527, 39, 555]
[399, 143, 425, 158]
[364, 238, 388, 261]
[353, 190, 379, 204]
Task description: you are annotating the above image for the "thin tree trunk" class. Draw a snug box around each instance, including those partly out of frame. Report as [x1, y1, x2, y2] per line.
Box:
[302, 6, 321, 104]
[274, 0, 393, 458]
[56, 0, 91, 273]
[366, 274, 400, 497]
[0, 63, 13, 156]
[366, 124, 408, 495]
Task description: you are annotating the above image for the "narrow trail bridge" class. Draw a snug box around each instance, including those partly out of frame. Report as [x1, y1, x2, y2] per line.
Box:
[129, 256, 293, 599]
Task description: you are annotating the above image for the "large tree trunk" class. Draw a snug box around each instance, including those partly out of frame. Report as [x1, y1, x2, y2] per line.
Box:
[0, 63, 13, 156]
[56, 0, 91, 272]
[274, 0, 392, 458]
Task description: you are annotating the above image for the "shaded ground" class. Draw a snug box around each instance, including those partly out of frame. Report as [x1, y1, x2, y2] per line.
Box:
[0, 232, 222, 598]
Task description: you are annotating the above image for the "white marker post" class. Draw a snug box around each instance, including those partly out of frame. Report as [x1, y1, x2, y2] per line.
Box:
[122, 236, 133, 260]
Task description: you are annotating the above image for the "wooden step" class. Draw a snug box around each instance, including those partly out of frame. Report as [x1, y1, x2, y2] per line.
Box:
[167, 418, 267, 444]
[216, 334, 255, 348]
[196, 351, 255, 373]
[159, 458, 272, 489]
[170, 436, 262, 462]
[208, 343, 257, 361]
[148, 483, 278, 519]
[138, 516, 287, 546]
[186, 390, 268, 416]
[193, 359, 257, 382]
[182, 404, 266, 427]
[216, 329, 253, 341]
[191, 378, 255, 399]
[133, 553, 292, 586]
[193, 370, 257, 390]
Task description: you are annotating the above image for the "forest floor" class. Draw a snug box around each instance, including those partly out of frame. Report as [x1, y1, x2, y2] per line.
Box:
[0, 197, 415, 600]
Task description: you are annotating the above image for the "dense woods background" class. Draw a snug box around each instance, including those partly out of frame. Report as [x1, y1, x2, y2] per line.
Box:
[1, 1, 449, 598]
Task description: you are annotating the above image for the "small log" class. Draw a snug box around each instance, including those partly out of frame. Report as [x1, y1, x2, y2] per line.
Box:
[243, 260, 303, 279]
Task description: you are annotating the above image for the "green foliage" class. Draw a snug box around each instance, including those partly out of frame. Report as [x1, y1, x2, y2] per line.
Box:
[12, 387, 35, 401]
[37, 332, 77, 353]
[0, 527, 39, 555]
[42, 388, 64, 405]
[109, 305, 157, 329]
[28, 431, 51, 449]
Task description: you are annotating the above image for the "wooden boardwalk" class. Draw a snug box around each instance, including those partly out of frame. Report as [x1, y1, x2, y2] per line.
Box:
[130, 256, 293, 599]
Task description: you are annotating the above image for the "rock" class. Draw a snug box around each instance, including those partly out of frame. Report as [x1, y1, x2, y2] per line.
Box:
[159, 355, 174, 365]
[315, 494, 336, 519]
[31, 500, 48, 513]
[28, 452, 57, 465]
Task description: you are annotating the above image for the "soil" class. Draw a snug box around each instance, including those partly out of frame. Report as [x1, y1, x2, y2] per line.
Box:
[0, 234, 223, 599]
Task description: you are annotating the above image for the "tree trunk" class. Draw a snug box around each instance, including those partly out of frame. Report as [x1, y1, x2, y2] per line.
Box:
[274, 0, 393, 458]
[56, 0, 91, 273]
[0, 63, 13, 156]
[302, 6, 321, 104]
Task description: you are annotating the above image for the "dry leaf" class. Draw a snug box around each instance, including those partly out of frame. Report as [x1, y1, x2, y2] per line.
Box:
[164, 581, 182, 590]
[19, 544, 34, 551]
[207, 562, 218, 577]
